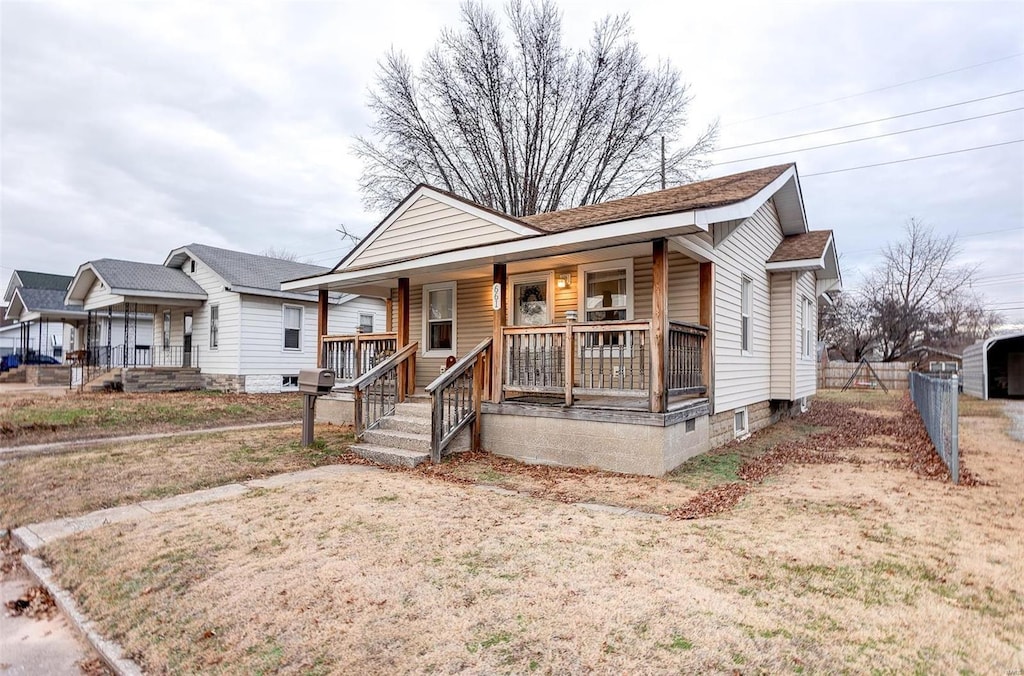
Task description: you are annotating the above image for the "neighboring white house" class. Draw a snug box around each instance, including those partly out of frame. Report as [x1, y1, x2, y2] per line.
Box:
[1, 270, 116, 361]
[65, 244, 387, 393]
[283, 163, 842, 475]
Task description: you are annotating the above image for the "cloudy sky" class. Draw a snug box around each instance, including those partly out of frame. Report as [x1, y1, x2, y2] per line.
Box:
[2, 1, 1022, 323]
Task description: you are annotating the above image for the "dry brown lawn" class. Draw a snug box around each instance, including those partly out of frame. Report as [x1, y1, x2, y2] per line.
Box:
[0, 424, 355, 528]
[0, 390, 302, 447]
[37, 393, 1024, 674]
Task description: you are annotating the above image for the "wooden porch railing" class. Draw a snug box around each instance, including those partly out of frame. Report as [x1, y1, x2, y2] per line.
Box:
[501, 319, 706, 410]
[351, 342, 418, 438]
[321, 332, 397, 381]
[667, 321, 707, 395]
[425, 338, 491, 462]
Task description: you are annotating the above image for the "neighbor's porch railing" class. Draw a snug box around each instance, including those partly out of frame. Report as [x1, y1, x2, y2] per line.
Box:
[425, 338, 491, 462]
[71, 344, 197, 389]
[321, 332, 397, 382]
[352, 342, 418, 438]
[501, 319, 706, 410]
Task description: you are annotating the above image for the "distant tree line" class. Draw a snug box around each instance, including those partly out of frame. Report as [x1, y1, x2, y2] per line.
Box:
[819, 218, 1002, 363]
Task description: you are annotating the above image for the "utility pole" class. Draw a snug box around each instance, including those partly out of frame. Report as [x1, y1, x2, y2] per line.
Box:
[660, 136, 666, 190]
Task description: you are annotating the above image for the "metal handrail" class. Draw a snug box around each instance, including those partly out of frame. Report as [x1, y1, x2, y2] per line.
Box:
[426, 338, 491, 462]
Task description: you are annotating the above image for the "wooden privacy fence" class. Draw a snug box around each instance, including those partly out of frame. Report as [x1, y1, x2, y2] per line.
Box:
[821, 361, 911, 390]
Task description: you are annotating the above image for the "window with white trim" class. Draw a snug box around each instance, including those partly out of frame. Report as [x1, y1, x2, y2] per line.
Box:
[803, 296, 814, 359]
[209, 305, 219, 349]
[358, 313, 374, 333]
[734, 407, 749, 438]
[423, 282, 456, 356]
[282, 375, 298, 389]
[283, 305, 302, 350]
[578, 259, 635, 348]
[740, 276, 752, 353]
[162, 311, 171, 348]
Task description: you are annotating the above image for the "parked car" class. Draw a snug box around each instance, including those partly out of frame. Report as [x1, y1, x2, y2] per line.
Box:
[0, 354, 18, 372]
[24, 354, 61, 365]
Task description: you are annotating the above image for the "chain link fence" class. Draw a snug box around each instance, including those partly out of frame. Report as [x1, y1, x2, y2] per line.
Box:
[908, 371, 959, 484]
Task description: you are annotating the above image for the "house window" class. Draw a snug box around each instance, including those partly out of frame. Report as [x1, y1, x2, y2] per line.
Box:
[358, 313, 374, 334]
[740, 276, 752, 353]
[162, 311, 171, 348]
[282, 375, 298, 389]
[190, 259, 196, 273]
[209, 305, 219, 349]
[929, 361, 958, 373]
[734, 407, 749, 438]
[283, 305, 302, 350]
[803, 297, 814, 359]
[509, 272, 554, 326]
[579, 259, 633, 323]
[423, 282, 456, 355]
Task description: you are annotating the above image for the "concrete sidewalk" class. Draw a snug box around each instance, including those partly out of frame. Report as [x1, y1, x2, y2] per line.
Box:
[0, 420, 300, 460]
[13, 463, 379, 552]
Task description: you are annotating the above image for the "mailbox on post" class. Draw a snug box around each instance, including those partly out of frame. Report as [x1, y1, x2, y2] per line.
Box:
[298, 368, 336, 446]
[299, 369, 335, 394]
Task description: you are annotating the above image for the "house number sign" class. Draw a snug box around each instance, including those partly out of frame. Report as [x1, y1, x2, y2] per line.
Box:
[492, 283, 502, 310]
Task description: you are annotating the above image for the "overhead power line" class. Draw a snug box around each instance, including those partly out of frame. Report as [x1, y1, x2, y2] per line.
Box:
[713, 89, 1024, 152]
[713, 107, 1024, 166]
[802, 139, 1024, 177]
[725, 52, 1024, 127]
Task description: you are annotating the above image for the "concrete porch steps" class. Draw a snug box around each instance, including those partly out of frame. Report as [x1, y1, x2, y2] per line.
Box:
[349, 396, 435, 468]
[0, 367, 27, 384]
[83, 368, 122, 392]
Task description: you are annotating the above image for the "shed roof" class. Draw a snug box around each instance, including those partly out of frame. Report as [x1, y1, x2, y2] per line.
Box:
[521, 164, 793, 233]
[767, 230, 834, 263]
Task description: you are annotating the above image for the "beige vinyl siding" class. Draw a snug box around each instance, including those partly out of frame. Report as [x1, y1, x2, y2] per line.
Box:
[180, 258, 241, 376]
[795, 271, 818, 398]
[769, 272, 795, 400]
[408, 278, 492, 389]
[667, 251, 700, 323]
[713, 200, 784, 412]
[349, 196, 524, 268]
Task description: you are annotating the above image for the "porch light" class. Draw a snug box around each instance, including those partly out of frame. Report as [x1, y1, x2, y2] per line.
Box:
[557, 273, 572, 289]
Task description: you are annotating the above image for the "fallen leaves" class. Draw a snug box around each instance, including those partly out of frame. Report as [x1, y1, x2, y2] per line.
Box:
[4, 585, 57, 620]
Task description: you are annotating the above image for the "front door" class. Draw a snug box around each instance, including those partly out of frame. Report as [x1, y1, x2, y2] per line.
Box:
[183, 312, 193, 367]
[510, 273, 553, 326]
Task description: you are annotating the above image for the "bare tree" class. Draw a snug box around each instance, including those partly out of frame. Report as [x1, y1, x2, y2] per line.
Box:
[260, 247, 301, 262]
[863, 218, 978, 361]
[354, 0, 717, 216]
[818, 291, 875, 362]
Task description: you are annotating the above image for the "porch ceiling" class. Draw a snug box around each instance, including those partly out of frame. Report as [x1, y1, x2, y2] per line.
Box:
[82, 294, 204, 312]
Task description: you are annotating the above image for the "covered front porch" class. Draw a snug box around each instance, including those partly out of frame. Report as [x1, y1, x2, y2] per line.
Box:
[312, 237, 714, 474]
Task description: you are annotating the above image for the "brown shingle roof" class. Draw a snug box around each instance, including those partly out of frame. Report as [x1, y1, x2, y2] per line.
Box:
[521, 163, 793, 233]
[767, 230, 833, 263]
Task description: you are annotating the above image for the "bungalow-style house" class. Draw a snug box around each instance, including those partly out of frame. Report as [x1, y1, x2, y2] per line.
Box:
[284, 163, 842, 475]
[2, 271, 95, 360]
[64, 244, 386, 392]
